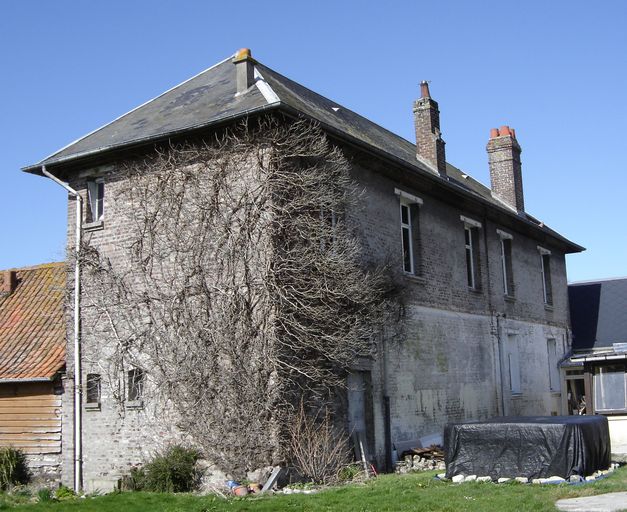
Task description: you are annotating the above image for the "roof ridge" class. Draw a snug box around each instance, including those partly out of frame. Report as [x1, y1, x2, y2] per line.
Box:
[1, 261, 65, 273]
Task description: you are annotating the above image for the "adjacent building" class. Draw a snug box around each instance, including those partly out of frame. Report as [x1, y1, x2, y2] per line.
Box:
[566, 277, 627, 457]
[23, 49, 583, 490]
[0, 263, 66, 482]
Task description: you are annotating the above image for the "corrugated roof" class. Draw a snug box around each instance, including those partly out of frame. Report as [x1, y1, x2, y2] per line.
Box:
[23, 50, 582, 252]
[0, 263, 66, 381]
[569, 278, 627, 351]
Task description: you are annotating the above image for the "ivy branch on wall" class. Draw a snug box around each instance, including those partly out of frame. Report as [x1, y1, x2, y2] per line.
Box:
[78, 116, 401, 477]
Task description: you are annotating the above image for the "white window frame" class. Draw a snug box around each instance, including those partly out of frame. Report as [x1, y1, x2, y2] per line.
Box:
[395, 189, 423, 275]
[461, 216, 482, 289]
[87, 178, 105, 222]
[538, 246, 552, 304]
[497, 230, 514, 296]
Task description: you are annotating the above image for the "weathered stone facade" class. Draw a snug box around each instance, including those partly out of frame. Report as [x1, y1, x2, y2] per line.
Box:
[33, 50, 580, 489]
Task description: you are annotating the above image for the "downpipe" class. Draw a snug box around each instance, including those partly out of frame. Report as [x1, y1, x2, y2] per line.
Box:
[42, 166, 83, 492]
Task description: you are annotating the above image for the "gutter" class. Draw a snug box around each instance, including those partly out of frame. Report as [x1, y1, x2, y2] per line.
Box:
[0, 377, 53, 384]
[41, 166, 83, 493]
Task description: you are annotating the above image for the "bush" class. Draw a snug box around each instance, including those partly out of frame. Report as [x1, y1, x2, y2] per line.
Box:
[120, 466, 146, 491]
[0, 447, 29, 490]
[288, 402, 352, 484]
[142, 445, 201, 493]
[55, 485, 76, 500]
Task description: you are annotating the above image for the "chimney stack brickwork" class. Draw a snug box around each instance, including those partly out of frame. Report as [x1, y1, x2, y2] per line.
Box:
[487, 126, 525, 212]
[0, 270, 17, 294]
[233, 48, 256, 94]
[413, 82, 447, 176]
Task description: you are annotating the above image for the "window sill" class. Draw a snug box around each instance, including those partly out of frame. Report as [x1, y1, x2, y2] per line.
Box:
[84, 220, 104, 231]
[85, 402, 101, 411]
[126, 400, 144, 410]
[504, 295, 516, 303]
[404, 273, 426, 285]
[510, 393, 523, 399]
[468, 287, 483, 295]
[550, 391, 561, 397]
[544, 304, 554, 312]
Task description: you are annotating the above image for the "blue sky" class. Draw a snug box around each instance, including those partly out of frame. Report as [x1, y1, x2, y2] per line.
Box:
[1, 1, 625, 281]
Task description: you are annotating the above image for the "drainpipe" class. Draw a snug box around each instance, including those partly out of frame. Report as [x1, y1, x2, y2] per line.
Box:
[42, 165, 82, 493]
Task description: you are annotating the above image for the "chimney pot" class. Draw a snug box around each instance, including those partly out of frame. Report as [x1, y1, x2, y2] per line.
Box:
[420, 81, 431, 99]
[499, 125, 511, 137]
[1, 270, 17, 294]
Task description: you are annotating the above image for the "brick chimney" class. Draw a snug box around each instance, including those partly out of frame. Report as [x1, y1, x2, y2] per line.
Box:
[413, 81, 447, 176]
[233, 48, 256, 95]
[0, 270, 16, 294]
[487, 126, 524, 212]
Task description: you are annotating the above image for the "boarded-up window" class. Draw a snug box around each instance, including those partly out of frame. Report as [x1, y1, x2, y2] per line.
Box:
[547, 339, 559, 391]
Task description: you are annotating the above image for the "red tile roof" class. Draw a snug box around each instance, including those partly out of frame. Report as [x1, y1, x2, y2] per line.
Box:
[0, 262, 66, 381]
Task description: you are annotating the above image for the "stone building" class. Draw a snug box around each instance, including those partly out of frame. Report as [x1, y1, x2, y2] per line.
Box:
[23, 49, 583, 490]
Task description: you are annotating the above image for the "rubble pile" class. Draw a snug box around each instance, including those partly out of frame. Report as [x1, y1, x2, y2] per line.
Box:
[396, 445, 445, 474]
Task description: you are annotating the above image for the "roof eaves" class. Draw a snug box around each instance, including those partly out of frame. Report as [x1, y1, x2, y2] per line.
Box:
[22, 101, 283, 175]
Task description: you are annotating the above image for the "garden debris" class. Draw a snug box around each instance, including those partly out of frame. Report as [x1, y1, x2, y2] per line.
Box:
[395, 445, 445, 474]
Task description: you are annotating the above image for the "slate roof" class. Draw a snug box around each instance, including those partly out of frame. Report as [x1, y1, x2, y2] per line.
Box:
[0, 263, 66, 381]
[23, 50, 582, 252]
[569, 277, 627, 351]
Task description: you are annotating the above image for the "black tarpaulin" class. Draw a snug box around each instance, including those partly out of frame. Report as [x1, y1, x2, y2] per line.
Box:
[444, 416, 611, 479]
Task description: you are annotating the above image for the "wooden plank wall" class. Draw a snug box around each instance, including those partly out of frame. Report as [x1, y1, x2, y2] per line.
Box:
[0, 382, 61, 455]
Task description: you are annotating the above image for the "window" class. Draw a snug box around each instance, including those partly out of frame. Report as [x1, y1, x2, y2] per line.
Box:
[538, 247, 552, 305]
[547, 339, 559, 391]
[497, 230, 514, 297]
[127, 368, 145, 402]
[86, 373, 101, 405]
[506, 334, 521, 394]
[461, 216, 482, 290]
[395, 189, 423, 275]
[319, 208, 337, 252]
[594, 364, 626, 412]
[87, 178, 104, 222]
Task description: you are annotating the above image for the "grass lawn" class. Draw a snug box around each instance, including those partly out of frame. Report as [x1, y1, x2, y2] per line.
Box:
[4, 468, 627, 512]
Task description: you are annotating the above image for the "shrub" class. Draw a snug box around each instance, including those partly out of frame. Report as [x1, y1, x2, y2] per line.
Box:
[0, 447, 29, 490]
[288, 402, 352, 484]
[120, 466, 146, 491]
[55, 485, 76, 500]
[142, 445, 201, 492]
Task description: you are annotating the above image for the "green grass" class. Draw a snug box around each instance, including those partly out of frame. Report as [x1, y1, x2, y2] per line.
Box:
[4, 467, 627, 512]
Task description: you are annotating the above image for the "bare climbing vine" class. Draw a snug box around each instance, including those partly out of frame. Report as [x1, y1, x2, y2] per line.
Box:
[78, 116, 401, 477]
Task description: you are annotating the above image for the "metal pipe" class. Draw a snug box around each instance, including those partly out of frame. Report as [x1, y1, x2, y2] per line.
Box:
[42, 166, 82, 493]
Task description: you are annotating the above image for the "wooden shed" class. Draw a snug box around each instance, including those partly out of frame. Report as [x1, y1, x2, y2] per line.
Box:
[0, 263, 66, 481]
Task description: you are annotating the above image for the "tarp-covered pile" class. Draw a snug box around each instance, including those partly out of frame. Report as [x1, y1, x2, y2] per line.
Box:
[445, 416, 610, 479]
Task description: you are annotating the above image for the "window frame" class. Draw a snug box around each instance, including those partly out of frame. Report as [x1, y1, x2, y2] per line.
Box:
[87, 178, 105, 223]
[127, 368, 145, 404]
[461, 216, 482, 291]
[395, 189, 423, 276]
[593, 363, 627, 414]
[85, 373, 101, 407]
[497, 230, 514, 297]
[538, 246, 553, 305]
